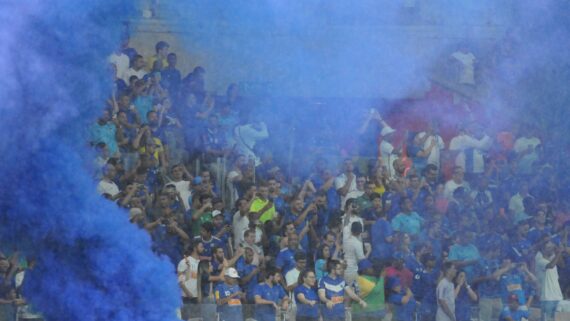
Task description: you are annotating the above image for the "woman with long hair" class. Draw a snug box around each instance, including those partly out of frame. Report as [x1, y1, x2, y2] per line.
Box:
[453, 270, 478, 321]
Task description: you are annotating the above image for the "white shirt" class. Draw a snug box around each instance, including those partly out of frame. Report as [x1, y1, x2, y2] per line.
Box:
[334, 173, 359, 210]
[343, 235, 365, 276]
[177, 256, 199, 298]
[513, 136, 541, 154]
[535, 251, 563, 301]
[234, 123, 268, 166]
[342, 214, 364, 245]
[443, 179, 469, 199]
[168, 180, 191, 211]
[232, 210, 250, 248]
[123, 67, 147, 82]
[416, 132, 445, 168]
[508, 193, 526, 214]
[436, 278, 456, 321]
[451, 51, 476, 85]
[97, 179, 120, 197]
[449, 134, 491, 174]
[380, 140, 398, 178]
[108, 52, 130, 83]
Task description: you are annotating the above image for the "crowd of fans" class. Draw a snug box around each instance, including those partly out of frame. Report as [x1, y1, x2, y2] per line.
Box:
[2, 37, 570, 321]
[98, 39, 570, 321]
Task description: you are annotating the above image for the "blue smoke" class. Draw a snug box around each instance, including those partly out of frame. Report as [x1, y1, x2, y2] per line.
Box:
[0, 1, 179, 321]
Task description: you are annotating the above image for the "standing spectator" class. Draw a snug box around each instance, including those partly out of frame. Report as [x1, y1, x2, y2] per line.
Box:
[235, 247, 259, 305]
[97, 164, 120, 200]
[108, 44, 130, 83]
[535, 240, 565, 321]
[436, 262, 457, 321]
[318, 260, 367, 321]
[352, 260, 386, 321]
[370, 196, 394, 263]
[285, 252, 307, 292]
[124, 54, 147, 81]
[444, 167, 469, 199]
[253, 268, 289, 321]
[214, 267, 244, 321]
[91, 109, 119, 157]
[233, 118, 268, 166]
[232, 199, 250, 248]
[391, 197, 424, 236]
[451, 42, 476, 85]
[343, 222, 368, 285]
[449, 123, 491, 178]
[453, 270, 478, 321]
[178, 241, 203, 320]
[250, 184, 276, 224]
[161, 53, 181, 99]
[276, 233, 300, 275]
[147, 41, 169, 72]
[387, 276, 417, 321]
[416, 122, 445, 170]
[513, 126, 541, 175]
[294, 270, 320, 321]
[335, 159, 361, 210]
[473, 245, 504, 321]
[447, 231, 480, 282]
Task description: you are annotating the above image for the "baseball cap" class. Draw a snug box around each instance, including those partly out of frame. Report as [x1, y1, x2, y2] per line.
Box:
[212, 210, 222, 217]
[225, 267, 240, 278]
[381, 126, 395, 137]
[192, 176, 203, 185]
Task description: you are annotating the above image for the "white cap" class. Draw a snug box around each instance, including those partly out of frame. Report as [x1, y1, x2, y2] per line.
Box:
[225, 267, 240, 278]
[212, 210, 222, 217]
[381, 126, 395, 137]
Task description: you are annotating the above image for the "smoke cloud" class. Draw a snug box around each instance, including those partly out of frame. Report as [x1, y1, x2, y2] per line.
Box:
[0, 1, 179, 321]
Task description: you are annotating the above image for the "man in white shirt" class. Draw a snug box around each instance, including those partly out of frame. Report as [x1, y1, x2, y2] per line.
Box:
[178, 241, 204, 320]
[535, 241, 564, 321]
[335, 159, 360, 210]
[108, 48, 130, 83]
[97, 164, 120, 199]
[508, 182, 531, 216]
[451, 45, 476, 85]
[232, 199, 251, 248]
[233, 120, 268, 166]
[444, 166, 470, 199]
[416, 122, 445, 170]
[343, 221, 367, 286]
[285, 252, 307, 292]
[437, 262, 458, 321]
[341, 198, 364, 245]
[449, 123, 491, 176]
[123, 54, 147, 81]
[513, 128, 541, 175]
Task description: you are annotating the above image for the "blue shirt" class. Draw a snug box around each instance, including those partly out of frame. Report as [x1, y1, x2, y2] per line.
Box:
[500, 272, 526, 305]
[318, 275, 346, 318]
[448, 243, 480, 281]
[235, 258, 258, 301]
[194, 235, 223, 259]
[294, 285, 319, 318]
[455, 286, 473, 321]
[253, 283, 287, 321]
[371, 218, 393, 260]
[215, 282, 244, 321]
[417, 268, 439, 306]
[499, 306, 529, 321]
[275, 248, 296, 275]
[388, 291, 417, 321]
[476, 258, 501, 298]
[391, 212, 424, 235]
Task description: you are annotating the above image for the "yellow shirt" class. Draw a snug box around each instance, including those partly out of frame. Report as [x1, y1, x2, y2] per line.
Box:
[250, 198, 276, 223]
[146, 55, 168, 71]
